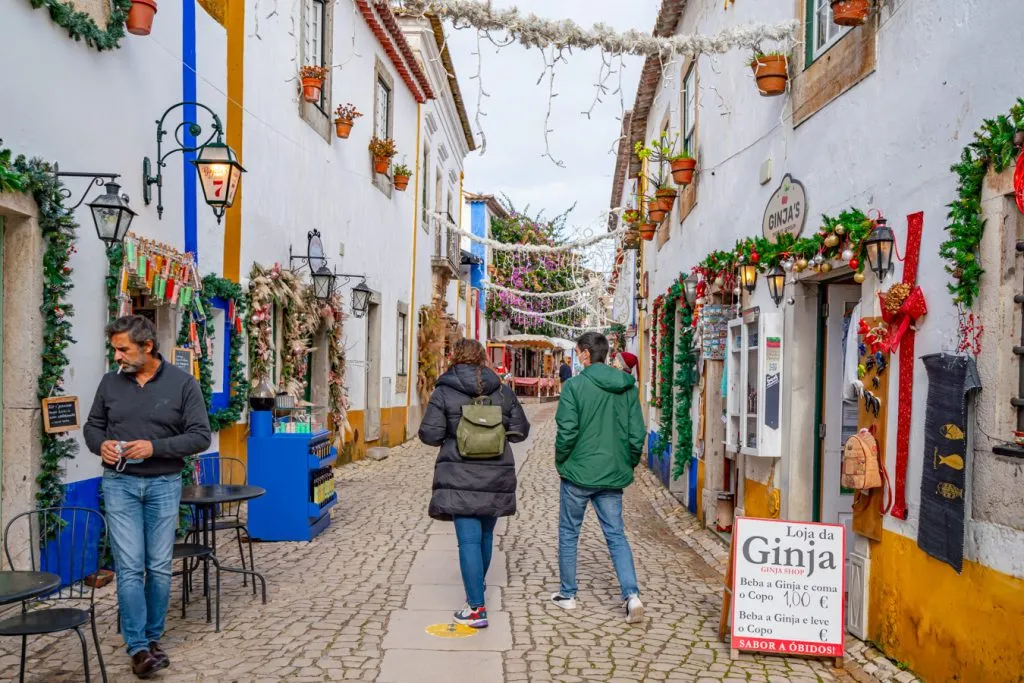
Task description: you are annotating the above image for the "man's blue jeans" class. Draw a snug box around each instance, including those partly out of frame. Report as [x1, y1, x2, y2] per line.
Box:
[558, 480, 640, 601]
[102, 471, 182, 655]
[453, 515, 497, 609]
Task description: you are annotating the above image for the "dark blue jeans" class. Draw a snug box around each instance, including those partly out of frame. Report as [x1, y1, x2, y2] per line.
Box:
[558, 480, 640, 601]
[453, 515, 498, 609]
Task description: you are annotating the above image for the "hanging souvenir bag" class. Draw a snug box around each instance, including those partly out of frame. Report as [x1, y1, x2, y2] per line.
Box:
[843, 428, 892, 513]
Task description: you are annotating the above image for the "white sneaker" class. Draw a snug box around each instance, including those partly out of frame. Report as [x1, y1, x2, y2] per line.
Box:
[550, 593, 577, 610]
[625, 595, 644, 624]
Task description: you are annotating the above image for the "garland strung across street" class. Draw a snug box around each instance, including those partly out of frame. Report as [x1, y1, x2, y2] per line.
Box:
[400, 0, 798, 57]
[453, 222, 627, 253]
[0, 144, 79, 526]
[940, 97, 1024, 308]
[24, 0, 132, 51]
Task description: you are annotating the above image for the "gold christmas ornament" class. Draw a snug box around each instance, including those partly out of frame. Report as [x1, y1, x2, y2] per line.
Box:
[853, 271, 866, 283]
[835, 225, 846, 236]
[820, 262, 832, 274]
[824, 234, 840, 248]
[795, 258, 809, 271]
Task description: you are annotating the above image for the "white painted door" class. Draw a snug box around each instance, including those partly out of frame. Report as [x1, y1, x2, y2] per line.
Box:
[822, 285, 861, 559]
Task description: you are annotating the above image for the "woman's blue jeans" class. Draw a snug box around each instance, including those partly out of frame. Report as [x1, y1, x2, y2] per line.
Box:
[453, 515, 498, 609]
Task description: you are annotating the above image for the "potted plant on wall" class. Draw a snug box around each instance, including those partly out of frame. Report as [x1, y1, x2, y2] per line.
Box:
[393, 162, 412, 191]
[300, 65, 329, 103]
[623, 228, 642, 251]
[654, 180, 677, 212]
[638, 213, 657, 241]
[368, 137, 397, 174]
[831, 0, 871, 26]
[669, 151, 696, 185]
[750, 52, 788, 96]
[333, 103, 363, 139]
[126, 0, 158, 35]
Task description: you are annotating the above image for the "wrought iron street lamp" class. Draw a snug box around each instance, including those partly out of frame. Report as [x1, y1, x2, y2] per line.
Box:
[766, 266, 786, 307]
[864, 218, 895, 280]
[311, 265, 336, 301]
[739, 263, 758, 294]
[88, 181, 137, 245]
[142, 101, 245, 224]
[351, 281, 372, 318]
[683, 274, 698, 307]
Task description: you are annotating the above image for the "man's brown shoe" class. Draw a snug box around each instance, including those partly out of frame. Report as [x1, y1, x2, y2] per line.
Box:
[131, 649, 168, 679]
[149, 642, 169, 666]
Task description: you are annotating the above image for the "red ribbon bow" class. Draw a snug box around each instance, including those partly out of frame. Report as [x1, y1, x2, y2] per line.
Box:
[879, 286, 927, 352]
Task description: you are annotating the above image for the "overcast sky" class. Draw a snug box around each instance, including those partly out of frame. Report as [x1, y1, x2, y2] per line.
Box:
[444, 1, 660, 237]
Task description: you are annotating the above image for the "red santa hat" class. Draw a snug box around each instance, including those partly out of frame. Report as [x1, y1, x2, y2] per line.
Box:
[619, 352, 638, 371]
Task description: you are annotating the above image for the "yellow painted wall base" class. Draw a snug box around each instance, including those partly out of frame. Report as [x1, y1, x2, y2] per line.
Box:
[696, 460, 706, 524]
[218, 424, 247, 467]
[743, 478, 780, 519]
[343, 408, 409, 462]
[869, 530, 1024, 682]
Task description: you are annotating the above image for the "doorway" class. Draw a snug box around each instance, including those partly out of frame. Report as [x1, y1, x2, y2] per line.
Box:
[816, 281, 862, 563]
[364, 300, 382, 443]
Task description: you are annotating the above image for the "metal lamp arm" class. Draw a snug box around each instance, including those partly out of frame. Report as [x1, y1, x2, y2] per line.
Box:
[53, 169, 121, 211]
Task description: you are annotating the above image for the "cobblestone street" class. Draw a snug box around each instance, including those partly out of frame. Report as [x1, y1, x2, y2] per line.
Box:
[1, 405, 868, 682]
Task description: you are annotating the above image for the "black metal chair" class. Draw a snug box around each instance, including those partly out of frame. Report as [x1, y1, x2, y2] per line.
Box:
[0, 506, 108, 682]
[192, 455, 256, 593]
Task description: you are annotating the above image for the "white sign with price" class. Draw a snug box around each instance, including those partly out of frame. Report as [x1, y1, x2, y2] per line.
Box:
[730, 517, 845, 659]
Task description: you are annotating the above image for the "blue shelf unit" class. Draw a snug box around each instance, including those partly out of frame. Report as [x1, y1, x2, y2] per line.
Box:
[247, 410, 338, 541]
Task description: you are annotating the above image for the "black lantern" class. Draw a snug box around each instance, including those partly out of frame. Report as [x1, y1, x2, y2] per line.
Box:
[87, 181, 137, 244]
[683, 274, 698, 306]
[739, 263, 758, 294]
[766, 266, 786, 307]
[636, 294, 647, 312]
[311, 265, 336, 301]
[351, 281, 372, 318]
[192, 139, 245, 222]
[864, 218, 895, 280]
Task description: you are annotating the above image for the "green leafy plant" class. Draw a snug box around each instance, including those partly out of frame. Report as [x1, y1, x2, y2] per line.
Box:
[940, 97, 1024, 308]
[0, 142, 26, 193]
[368, 136, 397, 158]
[393, 162, 412, 177]
[750, 51, 787, 67]
[25, 0, 132, 51]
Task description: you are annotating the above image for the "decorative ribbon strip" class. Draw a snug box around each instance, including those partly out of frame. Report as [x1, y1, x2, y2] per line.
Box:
[879, 283, 928, 353]
[450, 222, 628, 253]
[891, 212, 925, 520]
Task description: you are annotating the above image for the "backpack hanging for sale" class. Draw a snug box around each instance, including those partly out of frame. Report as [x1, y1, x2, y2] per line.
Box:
[843, 428, 892, 513]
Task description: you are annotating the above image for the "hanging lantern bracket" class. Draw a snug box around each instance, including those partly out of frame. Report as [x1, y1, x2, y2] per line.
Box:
[142, 101, 226, 218]
[53, 167, 122, 210]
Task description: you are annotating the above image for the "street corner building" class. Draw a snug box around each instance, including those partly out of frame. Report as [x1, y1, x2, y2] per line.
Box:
[0, 0, 479, 582]
[606, 0, 1024, 680]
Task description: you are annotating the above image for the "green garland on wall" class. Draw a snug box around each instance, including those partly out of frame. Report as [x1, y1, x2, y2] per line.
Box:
[940, 98, 1024, 308]
[652, 293, 676, 461]
[672, 306, 697, 481]
[2, 146, 80, 527]
[26, 0, 133, 51]
[104, 243, 124, 368]
[176, 274, 249, 432]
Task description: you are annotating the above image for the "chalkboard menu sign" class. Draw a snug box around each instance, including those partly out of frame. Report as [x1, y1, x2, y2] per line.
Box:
[173, 347, 195, 377]
[42, 396, 80, 434]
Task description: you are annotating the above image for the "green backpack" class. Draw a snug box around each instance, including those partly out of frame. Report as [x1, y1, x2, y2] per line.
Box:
[456, 395, 507, 459]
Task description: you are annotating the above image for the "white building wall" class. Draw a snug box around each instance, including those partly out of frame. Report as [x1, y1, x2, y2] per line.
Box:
[637, 0, 1024, 570]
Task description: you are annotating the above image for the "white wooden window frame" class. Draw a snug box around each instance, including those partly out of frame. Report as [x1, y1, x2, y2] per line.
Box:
[810, 0, 851, 62]
[682, 65, 697, 156]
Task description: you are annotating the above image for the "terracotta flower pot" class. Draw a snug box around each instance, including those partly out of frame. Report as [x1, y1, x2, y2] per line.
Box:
[751, 55, 788, 96]
[670, 158, 697, 185]
[830, 0, 871, 26]
[126, 0, 158, 36]
[394, 175, 410, 191]
[84, 569, 115, 588]
[656, 189, 677, 211]
[639, 223, 657, 241]
[301, 77, 323, 103]
[623, 231, 641, 250]
[648, 208, 667, 223]
[334, 118, 354, 139]
[372, 155, 390, 174]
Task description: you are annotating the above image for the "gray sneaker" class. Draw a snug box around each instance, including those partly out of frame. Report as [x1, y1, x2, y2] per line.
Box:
[625, 595, 644, 623]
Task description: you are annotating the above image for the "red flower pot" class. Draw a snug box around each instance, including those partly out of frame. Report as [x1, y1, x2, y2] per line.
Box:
[126, 0, 158, 36]
[670, 158, 697, 185]
[751, 55, 788, 96]
[301, 77, 323, 103]
[831, 0, 871, 26]
[372, 156, 390, 174]
[394, 175, 410, 191]
[335, 118, 354, 139]
[639, 223, 657, 241]
[656, 189, 677, 211]
[648, 208, 667, 223]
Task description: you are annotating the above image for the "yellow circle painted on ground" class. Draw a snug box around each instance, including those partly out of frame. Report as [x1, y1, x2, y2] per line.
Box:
[425, 622, 478, 638]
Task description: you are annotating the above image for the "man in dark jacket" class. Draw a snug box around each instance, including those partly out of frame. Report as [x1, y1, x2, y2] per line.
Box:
[418, 340, 530, 629]
[558, 356, 573, 386]
[551, 332, 646, 623]
[84, 315, 211, 678]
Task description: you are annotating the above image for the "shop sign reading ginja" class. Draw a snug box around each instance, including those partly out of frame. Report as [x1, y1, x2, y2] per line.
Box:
[730, 517, 845, 658]
[762, 174, 807, 241]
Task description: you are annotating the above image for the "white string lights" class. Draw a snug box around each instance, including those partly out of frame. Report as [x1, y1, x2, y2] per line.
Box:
[399, 0, 799, 58]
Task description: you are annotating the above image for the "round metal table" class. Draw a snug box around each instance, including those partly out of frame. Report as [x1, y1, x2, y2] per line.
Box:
[180, 485, 268, 604]
[0, 571, 61, 606]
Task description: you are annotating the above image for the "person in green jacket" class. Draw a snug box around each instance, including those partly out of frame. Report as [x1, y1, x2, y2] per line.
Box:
[551, 332, 646, 623]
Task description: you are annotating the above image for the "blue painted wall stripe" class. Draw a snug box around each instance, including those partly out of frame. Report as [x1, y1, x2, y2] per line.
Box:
[183, 0, 198, 257]
[470, 201, 486, 310]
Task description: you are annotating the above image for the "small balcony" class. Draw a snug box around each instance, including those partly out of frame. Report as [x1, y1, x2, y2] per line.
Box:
[431, 214, 459, 278]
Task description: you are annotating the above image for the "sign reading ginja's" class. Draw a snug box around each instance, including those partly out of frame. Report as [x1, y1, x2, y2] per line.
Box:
[763, 174, 807, 241]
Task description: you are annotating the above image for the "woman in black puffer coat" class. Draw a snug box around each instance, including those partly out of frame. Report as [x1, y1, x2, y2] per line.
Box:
[418, 339, 530, 629]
